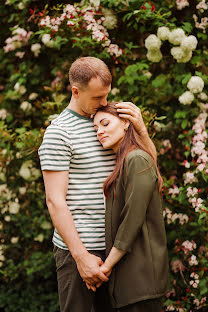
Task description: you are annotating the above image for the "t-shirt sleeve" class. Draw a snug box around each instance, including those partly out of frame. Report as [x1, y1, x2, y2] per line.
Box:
[38, 124, 72, 171]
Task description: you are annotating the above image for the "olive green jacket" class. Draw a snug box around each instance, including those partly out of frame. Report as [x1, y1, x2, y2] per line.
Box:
[105, 149, 170, 308]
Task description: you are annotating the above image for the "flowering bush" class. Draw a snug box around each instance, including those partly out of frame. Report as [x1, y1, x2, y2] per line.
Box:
[0, 0, 208, 311]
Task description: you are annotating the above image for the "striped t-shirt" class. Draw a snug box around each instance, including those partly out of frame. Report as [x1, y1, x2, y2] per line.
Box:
[38, 108, 115, 250]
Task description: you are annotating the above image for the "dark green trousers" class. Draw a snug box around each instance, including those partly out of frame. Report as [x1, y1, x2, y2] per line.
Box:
[117, 298, 162, 312]
[53, 246, 114, 312]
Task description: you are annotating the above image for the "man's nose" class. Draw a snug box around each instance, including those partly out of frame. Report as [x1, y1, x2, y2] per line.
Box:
[100, 97, 107, 106]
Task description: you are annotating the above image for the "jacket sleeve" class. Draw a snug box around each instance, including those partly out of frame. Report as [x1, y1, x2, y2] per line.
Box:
[113, 153, 157, 253]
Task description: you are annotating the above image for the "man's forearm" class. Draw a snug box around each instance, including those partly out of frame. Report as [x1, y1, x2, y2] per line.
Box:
[47, 198, 87, 260]
[139, 128, 157, 161]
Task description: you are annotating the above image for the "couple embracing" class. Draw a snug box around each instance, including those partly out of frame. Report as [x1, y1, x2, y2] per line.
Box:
[38, 57, 170, 312]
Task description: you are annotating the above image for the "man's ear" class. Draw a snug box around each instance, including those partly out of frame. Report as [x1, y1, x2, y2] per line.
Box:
[71, 86, 79, 99]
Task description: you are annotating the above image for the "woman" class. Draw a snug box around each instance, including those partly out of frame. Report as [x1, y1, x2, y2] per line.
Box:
[92, 102, 170, 312]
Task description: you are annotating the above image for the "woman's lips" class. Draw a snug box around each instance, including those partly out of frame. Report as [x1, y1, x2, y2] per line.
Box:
[100, 136, 108, 142]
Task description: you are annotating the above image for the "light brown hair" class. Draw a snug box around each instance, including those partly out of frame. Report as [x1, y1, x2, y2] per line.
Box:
[69, 57, 112, 88]
[96, 102, 163, 198]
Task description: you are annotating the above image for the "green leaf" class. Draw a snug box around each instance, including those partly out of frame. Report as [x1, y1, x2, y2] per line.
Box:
[181, 22, 193, 33]
[181, 119, 188, 129]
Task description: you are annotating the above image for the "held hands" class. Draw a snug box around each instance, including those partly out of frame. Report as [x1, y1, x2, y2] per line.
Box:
[85, 262, 112, 292]
[75, 251, 109, 290]
[115, 102, 148, 135]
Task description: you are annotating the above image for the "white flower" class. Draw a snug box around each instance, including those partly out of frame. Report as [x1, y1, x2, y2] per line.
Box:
[0, 109, 7, 120]
[42, 34, 54, 48]
[145, 34, 162, 50]
[102, 9, 117, 30]
[157, 26, 170, 41]
[198, 92, 208, 101]
[187, 76, 204, 93]
[41, 221, 52, 230]
[0, 253, 5, 262]
[171, 46, 185, 60]
[20, 101, 32, 112]
[9, 202, 20, 214]
[34, 234, 44, 242]
[4, 215, 11, 222]
[181, 35, 198, 51]
[48, 114, 59, 122]
[90, 0, 100, 6]
[14, 82, 26, 95]
[147, 49, 162, 62]
[171, 47, 193, 63]
[31, 43, 41, 57]
[15, 51, 25, 59]
[19, 187, 27, 195]
[179, 91, 194, 105]
[19, 160, 41, 181]
[111, 88, 120, 96]
[143, 71, 152, 79]
[17, 2, 25, 10]
[29, 93, 38, 100]
[177, 50, 193, 63]
[176, 0, 189, 10]
[11, 237, 19, 244]
[189, 255, 198, 266]
[168, 28, 186, 45]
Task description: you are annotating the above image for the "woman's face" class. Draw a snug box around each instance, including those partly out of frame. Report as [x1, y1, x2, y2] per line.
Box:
[94, 111, 129, 152]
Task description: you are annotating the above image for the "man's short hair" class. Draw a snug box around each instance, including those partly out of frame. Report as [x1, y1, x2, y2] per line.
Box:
[69, 56, 112, 88]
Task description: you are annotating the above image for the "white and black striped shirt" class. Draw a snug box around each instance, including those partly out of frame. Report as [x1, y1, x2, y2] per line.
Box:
[38, 108, 115, 250]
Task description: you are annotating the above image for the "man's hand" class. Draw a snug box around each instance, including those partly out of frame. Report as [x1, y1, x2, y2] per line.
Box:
[115, 102, 147, 135]
[116, 102, 157, 160]
[75, 251, 109, 286]
[85, 262, 112, 291]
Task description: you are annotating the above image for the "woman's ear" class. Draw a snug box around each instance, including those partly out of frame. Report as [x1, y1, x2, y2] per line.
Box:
[124, 120, 130, 132]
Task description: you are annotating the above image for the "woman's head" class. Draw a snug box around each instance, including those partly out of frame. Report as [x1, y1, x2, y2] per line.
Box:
[93, 102, 130, 152]
[93, 102, 163, 198]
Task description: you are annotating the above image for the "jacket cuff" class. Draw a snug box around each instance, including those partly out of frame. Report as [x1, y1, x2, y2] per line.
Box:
[113, 240, 132, 253]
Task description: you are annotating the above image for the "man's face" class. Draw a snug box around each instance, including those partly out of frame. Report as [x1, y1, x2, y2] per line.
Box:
[76, 77, 111, 117]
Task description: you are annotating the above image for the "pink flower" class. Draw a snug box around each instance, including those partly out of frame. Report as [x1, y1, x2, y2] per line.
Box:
[182, 240, 197, 254]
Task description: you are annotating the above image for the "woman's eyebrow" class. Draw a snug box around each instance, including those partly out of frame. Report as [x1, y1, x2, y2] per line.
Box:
[94, 118, 106, 127]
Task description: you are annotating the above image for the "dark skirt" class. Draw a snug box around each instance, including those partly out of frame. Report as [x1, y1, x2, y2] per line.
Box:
[117, 297, 162, 312]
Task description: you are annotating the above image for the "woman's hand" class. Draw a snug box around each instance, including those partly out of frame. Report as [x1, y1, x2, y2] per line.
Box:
[95, 263, 112, 288]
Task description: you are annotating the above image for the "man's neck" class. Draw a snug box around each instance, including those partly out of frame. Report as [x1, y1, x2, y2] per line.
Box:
[68, 98, 89, 117]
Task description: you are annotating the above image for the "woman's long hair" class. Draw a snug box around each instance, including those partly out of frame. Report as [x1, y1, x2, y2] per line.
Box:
[96, 102, 163, 198]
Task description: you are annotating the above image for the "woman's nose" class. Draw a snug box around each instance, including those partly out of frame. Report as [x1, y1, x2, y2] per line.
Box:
[97, 128, 104, 136]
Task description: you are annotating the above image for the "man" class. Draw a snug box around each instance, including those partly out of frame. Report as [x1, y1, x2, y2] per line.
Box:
[38, 57, 156, 312]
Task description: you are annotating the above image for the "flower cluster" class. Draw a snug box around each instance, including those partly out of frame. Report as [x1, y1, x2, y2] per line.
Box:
[193, 14, 208, 33]
[39, 4, 122, 57]
[145, 34, 162, 62]
[19, 160, 41, 181]
[176, 0, 190, 10]
[179, 76, 204, 105]
[3, 26, 32, 56]
[163, 207, 189, 225]
[145, 26, 198, 63]
[190, 272, 199, 288]
[196, 0, 208, 11]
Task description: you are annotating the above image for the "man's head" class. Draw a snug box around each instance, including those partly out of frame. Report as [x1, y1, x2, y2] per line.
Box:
[69, 57, 112, 117]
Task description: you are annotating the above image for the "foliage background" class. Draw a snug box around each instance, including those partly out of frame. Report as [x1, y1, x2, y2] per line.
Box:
[0, 0, 208, 311]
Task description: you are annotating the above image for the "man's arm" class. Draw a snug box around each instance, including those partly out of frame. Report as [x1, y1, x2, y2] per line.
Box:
[115, 102, 157, 161]
[42, 170, 108, 286]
